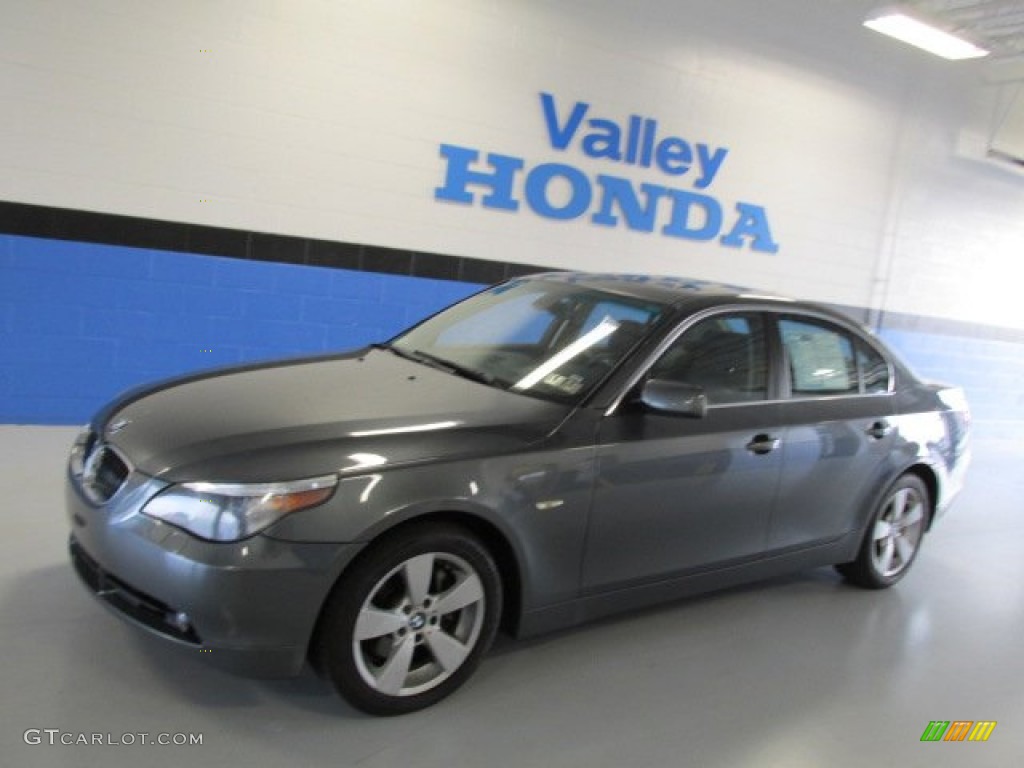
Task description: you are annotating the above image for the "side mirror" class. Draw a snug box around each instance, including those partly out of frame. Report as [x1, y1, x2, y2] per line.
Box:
[640, 379, 708, 418]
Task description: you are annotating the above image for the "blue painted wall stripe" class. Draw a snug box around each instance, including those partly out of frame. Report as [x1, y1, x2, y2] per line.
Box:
[0, 235, 481, 424]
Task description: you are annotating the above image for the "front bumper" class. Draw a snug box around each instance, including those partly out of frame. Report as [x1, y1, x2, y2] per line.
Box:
[66, 469, 361, 678]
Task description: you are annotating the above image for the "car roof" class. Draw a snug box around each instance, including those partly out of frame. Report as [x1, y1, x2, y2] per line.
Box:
[523, 271, 878, 333]
[527, 271, 779, 306]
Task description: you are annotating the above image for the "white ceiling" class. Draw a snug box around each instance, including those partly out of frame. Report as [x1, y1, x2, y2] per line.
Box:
[909, 0, 1024, 59]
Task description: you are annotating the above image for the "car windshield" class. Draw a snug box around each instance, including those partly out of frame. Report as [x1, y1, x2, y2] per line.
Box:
[389, 278, 668, 403]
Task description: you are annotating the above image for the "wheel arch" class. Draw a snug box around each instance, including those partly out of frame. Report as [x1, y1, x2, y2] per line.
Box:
[901, 462, 940, 530]
[307, 509, 525, 672]
[403, 510, 524, 636]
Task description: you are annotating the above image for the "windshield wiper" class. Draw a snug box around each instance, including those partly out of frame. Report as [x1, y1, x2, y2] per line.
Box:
[379, 344, 497, 386]
[412, 350, 497, 386]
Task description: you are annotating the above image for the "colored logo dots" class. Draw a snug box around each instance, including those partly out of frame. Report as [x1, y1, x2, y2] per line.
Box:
[921, 721, 997, 742]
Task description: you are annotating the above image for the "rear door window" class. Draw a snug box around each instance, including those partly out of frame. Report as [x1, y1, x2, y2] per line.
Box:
[779, 317, 859, 396]
[857, 340, 892, 394]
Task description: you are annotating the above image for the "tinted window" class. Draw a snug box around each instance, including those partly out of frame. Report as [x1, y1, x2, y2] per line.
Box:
[579, 301, 659, 341]
[393, 280, 667, 403]
[857, 340, 891, 394]
[435, 292, 553, 345]
[649, 314, 768, 404]
[780, 318, 858, 396]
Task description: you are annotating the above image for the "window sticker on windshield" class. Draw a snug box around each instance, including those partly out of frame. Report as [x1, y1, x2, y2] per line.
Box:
[541, 373, 585, 394]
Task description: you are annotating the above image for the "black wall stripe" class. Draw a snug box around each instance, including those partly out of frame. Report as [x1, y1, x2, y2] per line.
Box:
[0, 200, 545, 285]
[2, 199, 1022, 344]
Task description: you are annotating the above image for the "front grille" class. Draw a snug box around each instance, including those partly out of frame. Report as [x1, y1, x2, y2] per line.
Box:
[80, 441, 130, 504]
[69, 537, 201, 645]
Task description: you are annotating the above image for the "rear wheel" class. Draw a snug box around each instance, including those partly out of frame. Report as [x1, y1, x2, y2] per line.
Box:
[316, 524, 501, 715]
[837, 474, 929, 589]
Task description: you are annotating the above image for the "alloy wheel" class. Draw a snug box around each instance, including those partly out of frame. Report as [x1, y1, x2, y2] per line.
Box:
[869, 485, 926, 579]
[352, 552, 486, 697]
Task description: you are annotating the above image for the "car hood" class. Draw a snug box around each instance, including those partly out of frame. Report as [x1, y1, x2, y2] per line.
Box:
[97, 348, 572, 482]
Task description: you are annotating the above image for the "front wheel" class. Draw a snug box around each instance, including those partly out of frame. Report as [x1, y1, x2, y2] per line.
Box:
[836, 474, 929, 589]
[315, 524, 502, 715]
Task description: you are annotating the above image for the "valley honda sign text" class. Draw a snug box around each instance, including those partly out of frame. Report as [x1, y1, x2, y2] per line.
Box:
[435, 92, 779, 253]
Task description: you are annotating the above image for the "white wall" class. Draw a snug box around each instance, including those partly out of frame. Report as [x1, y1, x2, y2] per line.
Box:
[2, 0, 1023, 330]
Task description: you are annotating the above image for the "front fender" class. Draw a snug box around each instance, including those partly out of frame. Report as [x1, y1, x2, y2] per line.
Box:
[266, 447, 597, 613]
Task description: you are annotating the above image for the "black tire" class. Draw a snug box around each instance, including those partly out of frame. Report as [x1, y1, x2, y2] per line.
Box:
[315, 523, 502, 716]
[837, 474, 930, 589]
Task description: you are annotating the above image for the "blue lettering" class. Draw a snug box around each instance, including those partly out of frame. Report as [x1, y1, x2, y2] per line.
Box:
[434, 134, 779, 253]
[582, 119, 623, 161]
[540, 93, 589, 151]
[625, 115, 643, 164]
[720, 203, 779, 253]
[592, 176, 664, 232]
[655, 137, 692, 176]
[695, 145, 728, 189]
[540, 92, 730, 190]
[640, 119, 657, 167]
[661, 188, 722, 241]
[525, 163, 592, 220]
[434, 144, 522, 211]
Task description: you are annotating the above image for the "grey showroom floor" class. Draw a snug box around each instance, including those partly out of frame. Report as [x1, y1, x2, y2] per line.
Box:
[1, 425, 1021, 768]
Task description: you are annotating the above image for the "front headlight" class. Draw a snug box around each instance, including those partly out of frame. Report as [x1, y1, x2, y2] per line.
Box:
[141, 475, 338, 542]
[68, 425, 94, 477]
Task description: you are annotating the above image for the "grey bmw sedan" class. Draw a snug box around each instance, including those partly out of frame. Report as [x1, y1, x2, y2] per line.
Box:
[67, 272, 970, 714]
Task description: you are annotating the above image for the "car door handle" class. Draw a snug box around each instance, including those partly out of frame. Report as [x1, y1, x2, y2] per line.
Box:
[746, 434, 781, 455]
[866, 420, 894, 440]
